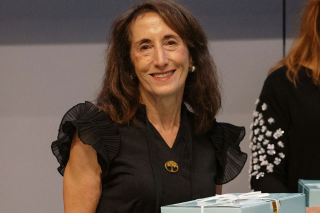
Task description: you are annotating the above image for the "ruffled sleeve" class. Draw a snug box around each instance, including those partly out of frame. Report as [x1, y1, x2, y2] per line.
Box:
[207, 122, 247, 185]
[51, 101, 120, 178]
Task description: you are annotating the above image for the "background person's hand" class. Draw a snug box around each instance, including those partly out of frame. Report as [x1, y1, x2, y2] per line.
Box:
[306, 206, 320, 213]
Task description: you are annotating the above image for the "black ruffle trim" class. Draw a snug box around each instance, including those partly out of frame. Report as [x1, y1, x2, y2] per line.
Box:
[207, 122, 247, 185]
[51, 101, 120, 177]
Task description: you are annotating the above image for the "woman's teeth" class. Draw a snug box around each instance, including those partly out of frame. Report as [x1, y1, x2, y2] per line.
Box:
[152, 71, 174, 78]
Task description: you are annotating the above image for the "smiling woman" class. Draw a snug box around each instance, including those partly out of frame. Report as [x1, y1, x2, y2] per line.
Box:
[51, 1, 247, 213]
[130, 12, 191, 118]
[130, 12, 192, 147]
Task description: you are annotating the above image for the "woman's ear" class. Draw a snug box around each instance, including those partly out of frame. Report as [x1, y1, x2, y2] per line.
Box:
[189, 55, 193, 67]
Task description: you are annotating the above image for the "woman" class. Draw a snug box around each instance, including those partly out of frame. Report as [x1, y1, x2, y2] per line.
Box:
[52, 1, 247, 212]
[249, 0, 320, 211]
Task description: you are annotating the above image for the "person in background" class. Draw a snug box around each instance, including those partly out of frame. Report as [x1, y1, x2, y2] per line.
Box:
[249, 0, 320, 212]
[51, 1, 247, 213]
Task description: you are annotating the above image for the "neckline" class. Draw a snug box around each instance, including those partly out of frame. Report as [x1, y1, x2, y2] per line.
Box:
[145, 104, 188, 149]
[147, 119, 182, 150]
[145, 104, 194, 211]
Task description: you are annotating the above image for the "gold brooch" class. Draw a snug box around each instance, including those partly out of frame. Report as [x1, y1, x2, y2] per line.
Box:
[165, 161, 179, 173]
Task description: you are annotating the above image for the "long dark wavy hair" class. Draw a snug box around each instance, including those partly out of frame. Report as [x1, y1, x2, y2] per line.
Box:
[97, 0, 221, 134]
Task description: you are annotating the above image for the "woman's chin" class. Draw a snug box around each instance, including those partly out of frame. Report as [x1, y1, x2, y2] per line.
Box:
[149, 87, 184, 99]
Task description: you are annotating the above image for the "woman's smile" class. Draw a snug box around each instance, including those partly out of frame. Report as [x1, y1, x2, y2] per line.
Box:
[150, 70, 176, 80]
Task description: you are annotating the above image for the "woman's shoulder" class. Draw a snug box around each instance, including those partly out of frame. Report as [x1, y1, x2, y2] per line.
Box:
[60, 101, 107, 120]
[268, 65, 288, 78]
[184, 106, 245, 142]
[206, 120, 247, 184]
[261, 66, 294, 97]
[207, 121, 245, 148]
[265, 66, 290, 87]
[57, 101, 119, 146]
[184, 107, 246, 184]
[58, 101, 118, 129]
[52, 102, 120, 176]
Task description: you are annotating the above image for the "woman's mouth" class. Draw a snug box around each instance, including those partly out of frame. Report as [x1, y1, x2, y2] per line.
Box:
[151, 70, 175, 78]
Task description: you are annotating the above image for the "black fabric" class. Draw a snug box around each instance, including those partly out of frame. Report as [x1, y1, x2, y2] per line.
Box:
[51, 101, 120, 178]
[249, 66, 320, 193]
[146, 117, 164, 213]
[52, 102, 246, 213]
[149, 117, 192, 207]
[207, 122, 247, 185]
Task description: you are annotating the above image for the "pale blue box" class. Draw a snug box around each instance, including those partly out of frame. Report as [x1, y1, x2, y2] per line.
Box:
[298, 179, 320, 207]
[161, 193, 306, 213]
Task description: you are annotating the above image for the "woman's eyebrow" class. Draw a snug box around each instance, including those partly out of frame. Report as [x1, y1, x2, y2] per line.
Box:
[133, 34, 180, 47]
[163, 34, 180, 40]
[135, 38, 151, 46]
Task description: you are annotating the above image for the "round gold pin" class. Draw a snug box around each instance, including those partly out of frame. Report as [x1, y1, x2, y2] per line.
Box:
[165, 161, 179, 173]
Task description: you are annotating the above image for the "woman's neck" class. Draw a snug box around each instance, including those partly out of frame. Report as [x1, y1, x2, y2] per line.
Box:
[140, 90, 183, 148]
[142, 94, 182, 131]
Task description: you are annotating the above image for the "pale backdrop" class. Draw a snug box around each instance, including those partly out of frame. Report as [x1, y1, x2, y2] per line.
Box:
[0, 0, 305, 212]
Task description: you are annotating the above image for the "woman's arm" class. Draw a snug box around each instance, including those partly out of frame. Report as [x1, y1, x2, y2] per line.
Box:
[249, 73, 291, 192]
[216, 185, 222, 195]
[249, 96, 289, 192]
[63, 132, 102, 213]
[306, 207, 320, 213]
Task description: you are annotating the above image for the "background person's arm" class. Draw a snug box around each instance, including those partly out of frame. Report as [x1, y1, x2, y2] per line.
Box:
[63, 132, 102, 213]
[249, 72, 290, 192]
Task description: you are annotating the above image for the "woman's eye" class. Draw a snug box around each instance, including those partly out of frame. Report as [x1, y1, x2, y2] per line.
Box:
[140, 45, 150, 50]
[167, 40, 177, 45]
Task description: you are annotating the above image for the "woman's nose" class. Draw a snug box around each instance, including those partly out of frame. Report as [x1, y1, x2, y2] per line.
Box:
[153, 46, 168, 68]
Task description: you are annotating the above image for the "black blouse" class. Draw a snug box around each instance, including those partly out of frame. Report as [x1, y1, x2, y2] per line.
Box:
[249, 66, 320, 193]
[52, 102, 246, 213]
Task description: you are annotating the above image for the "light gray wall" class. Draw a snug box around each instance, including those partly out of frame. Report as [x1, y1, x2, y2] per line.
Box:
[0, 44, 106, 213]
[0, 0, 305, 212]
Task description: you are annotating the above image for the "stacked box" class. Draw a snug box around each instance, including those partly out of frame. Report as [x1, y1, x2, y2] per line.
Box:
[298, 179, 320, 207]
[161, 193, 306, 213]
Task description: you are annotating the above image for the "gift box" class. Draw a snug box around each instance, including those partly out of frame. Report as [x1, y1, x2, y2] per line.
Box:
[161, 192, 306, 213]
[298, 179, 320, 207]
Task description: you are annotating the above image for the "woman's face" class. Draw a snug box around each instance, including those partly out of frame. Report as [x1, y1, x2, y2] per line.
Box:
[130, 12, 192, 100]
